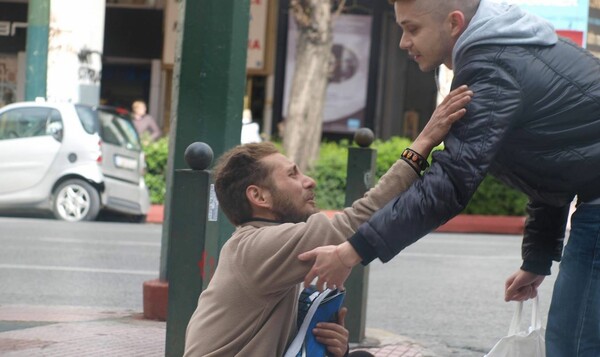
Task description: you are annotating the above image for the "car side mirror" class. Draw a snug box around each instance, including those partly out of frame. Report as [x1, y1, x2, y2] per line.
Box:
[47, 122, 64, 142]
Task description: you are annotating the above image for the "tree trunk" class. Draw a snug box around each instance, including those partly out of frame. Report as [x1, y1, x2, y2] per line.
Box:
[283, 0, 333, 172]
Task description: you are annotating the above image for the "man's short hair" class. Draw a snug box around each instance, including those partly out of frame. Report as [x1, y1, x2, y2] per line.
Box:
[213, 142, 280, 226]
[388, 0, 479, 24]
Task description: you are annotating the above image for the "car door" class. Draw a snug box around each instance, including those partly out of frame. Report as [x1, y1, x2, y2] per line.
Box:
[91, 107, 143, 185]
[0, 107, 63, 195]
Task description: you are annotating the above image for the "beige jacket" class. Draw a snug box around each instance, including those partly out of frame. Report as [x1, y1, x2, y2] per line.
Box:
[184, 159, 418, 357]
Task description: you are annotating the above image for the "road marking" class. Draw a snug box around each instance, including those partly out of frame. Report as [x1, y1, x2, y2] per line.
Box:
[39, 237, 160, 247]
[0, 264, 158, 276]
[422, 237, 520, 247]
[401, 252, 517, 260]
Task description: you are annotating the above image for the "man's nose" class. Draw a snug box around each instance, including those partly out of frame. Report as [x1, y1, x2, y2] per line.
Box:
[399, 34, 410, 50]
[304, 175, 316, 188]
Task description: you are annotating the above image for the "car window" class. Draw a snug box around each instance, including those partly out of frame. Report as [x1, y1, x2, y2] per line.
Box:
[97, 109, 141, 151]
[0, 107, 62, 141]
[75, 105, 99, 134]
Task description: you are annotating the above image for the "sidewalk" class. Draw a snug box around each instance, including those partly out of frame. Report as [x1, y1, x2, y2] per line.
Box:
[0, 305, 436, 356]
[147, 205, 526, 235]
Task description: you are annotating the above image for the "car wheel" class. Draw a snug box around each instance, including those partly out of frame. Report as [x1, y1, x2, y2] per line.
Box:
[52, 179, 101, 222]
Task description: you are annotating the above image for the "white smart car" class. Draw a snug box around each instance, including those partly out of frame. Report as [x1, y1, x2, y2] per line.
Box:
[0, 101, 151, 222]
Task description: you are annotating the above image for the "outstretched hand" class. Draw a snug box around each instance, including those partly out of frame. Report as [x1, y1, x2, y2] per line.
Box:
[411, 85, 473, 156]
[298, 242, 359, 291]
[313, 307, 349, 357]
[505, 269, 545, 302]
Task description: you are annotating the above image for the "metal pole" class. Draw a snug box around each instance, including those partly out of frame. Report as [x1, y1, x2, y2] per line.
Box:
[24, 0, 49, 100]
[159, 0, 249, 354]
[159, 0, 250, 281]
[165, 143, 217, 357]
[344, 128, 376, 343]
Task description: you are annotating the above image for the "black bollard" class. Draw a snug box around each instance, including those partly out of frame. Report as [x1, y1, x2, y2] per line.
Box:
[344, 128, 376, 344]
[165, 142, 219, 357]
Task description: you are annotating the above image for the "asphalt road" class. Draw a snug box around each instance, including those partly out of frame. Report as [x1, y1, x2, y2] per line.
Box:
[366, 232, 557, 356]
[0, 217, 559, 356]
[0, 216, 161, 310]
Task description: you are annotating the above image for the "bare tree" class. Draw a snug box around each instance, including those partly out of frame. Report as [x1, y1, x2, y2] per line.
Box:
[283, 0, 344, 171]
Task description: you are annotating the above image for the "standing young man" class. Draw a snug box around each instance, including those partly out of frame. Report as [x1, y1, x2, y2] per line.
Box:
[182, 86, 472, 356]
[300, 1, 600, 356]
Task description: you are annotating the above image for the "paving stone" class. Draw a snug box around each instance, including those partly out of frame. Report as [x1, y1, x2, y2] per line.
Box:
[0, 305, 436, 356]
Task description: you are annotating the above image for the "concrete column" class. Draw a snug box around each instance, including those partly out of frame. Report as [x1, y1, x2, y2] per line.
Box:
[46, 0, 105, 105]
[149, 59, 162, 125]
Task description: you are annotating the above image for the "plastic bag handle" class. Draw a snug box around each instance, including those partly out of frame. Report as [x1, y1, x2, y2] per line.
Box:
[530, 295, 541, 331]
[508, 301, 523, 335]
[507, 295, 541, 335]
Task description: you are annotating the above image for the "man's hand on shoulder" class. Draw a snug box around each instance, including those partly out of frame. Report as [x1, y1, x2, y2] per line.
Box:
[298, 242, 361, 291]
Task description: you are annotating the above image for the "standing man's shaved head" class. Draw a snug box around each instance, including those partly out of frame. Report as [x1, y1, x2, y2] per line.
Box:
[391, 0, 480, 70]
[390, 0, 480, 23]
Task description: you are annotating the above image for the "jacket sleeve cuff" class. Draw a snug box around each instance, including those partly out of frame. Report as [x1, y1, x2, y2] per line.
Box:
[520, 259, 552, 276]
[348, 231, 378, 265]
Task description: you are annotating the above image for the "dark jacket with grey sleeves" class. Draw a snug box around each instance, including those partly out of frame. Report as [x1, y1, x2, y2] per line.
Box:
[348, 0, 600, 275]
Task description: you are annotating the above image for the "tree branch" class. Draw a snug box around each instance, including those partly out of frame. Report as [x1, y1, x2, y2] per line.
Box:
[291, 0, 311, 27]
[333, 0, 346, 20]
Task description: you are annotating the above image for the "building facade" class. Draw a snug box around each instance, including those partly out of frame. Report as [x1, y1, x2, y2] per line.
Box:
[0, 0, 595, 141]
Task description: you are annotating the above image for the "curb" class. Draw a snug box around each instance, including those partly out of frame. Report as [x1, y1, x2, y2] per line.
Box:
[435, 214, 525, 235]
[147, 205, 525, 235]
[147, 205, 164, 224]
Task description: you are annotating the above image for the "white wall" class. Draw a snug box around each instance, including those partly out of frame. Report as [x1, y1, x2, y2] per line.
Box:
[47, 0, 106, 105]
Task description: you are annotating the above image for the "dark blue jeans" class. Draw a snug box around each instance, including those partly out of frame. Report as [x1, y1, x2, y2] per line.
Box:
[546, 203, 600, 357]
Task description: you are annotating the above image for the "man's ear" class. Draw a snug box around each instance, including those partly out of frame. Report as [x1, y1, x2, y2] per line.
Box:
[246, 185, 272, 209]
[448, 11, 466, 38]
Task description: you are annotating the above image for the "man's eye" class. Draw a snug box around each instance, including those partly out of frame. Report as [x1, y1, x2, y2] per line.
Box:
[403, 25, 417, 34]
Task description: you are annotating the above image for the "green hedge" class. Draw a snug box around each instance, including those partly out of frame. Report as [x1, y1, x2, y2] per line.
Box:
[307, 140, 350, 210]
[308, 137, 528, 215]
[142, 137, 169, 204]
[143, 136, 528, 216]
[463, 176, 528, 216]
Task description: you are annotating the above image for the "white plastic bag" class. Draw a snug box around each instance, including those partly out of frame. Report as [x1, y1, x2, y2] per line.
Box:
[484, 295, 545, 357]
